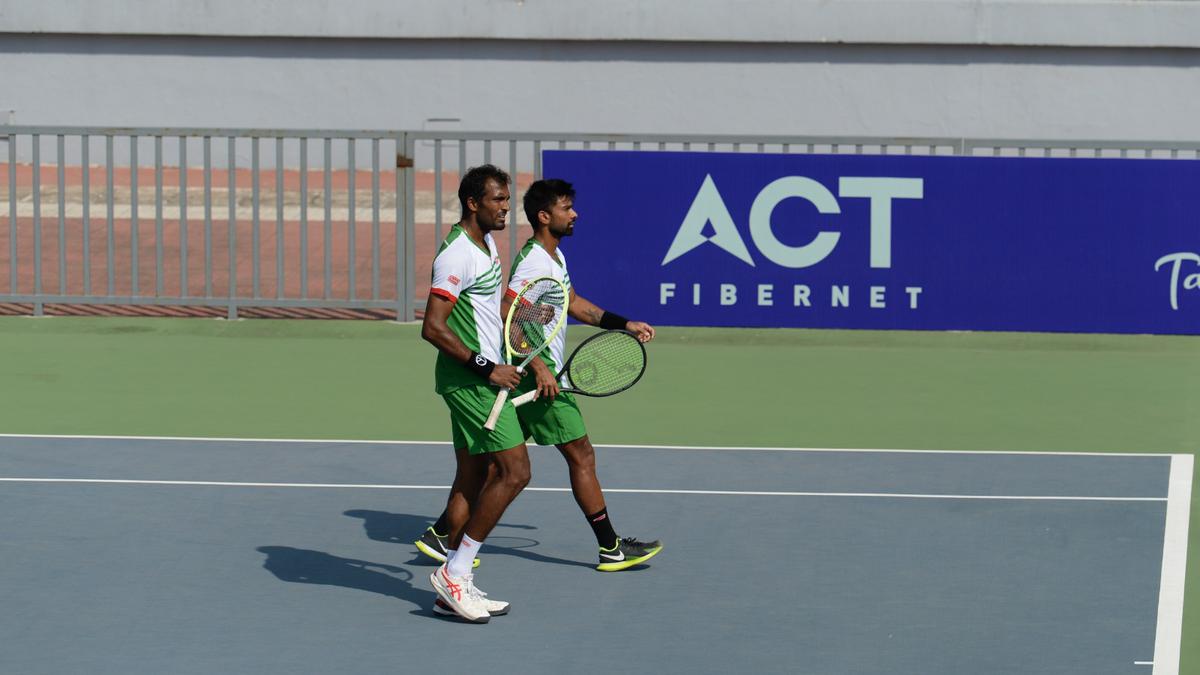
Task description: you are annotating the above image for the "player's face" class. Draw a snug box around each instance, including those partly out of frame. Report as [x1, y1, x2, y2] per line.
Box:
[544, 196, 577, 237]
[473, 179, 511, 231]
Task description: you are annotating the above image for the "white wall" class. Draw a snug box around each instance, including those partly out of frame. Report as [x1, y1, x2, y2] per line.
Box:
[2, 1, 1199, 142]
[6, 0, 1200, 48]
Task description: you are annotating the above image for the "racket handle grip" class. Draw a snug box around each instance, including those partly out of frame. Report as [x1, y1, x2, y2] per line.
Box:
[483, 387, 512, 431]
[510, 389, 539, 408]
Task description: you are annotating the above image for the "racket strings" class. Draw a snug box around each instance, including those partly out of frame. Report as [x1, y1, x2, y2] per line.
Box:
[566, 331, 646, 396]
[508, 279, 567, 357]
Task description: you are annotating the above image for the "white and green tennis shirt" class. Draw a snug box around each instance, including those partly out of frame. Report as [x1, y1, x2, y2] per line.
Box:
[507, 238, 573, 381]
[431, 224, 505, 394]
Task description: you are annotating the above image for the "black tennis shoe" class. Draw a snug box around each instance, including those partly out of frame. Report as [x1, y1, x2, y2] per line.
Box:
[414, 527, 480, 568]
[597, 536, 663, 572]
[414, 527, 450, 562]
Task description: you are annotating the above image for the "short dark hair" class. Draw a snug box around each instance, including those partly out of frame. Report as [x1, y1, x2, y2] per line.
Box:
[523, 178, 576, 229]
[458, 164, 511, 213]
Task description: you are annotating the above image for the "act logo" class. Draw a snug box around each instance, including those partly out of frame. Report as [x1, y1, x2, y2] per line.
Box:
[1155, 252, 1200, 310]
[662, 174, 923, 269]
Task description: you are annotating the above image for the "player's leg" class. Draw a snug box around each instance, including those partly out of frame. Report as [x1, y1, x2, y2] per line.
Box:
[446, 449, 499, 542]
[555, 434, 607, 526]
[417, 446, 488, 566]
[455, 442, 531, 545]
[515, 390, 600, 509]
[443, 455, 474, 548]
[437, 446, 527, 621]
[414, 415, 487, 567]
[555, 435, 664, 571]
[429, 385, 526, 622]
[518, 391, 664, 571]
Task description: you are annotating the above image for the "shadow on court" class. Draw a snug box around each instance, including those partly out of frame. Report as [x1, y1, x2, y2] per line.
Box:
[342, 510, 596, 570]
[256, 546, 435, 612]
[479, 535, 601, 570]
[343, 509, 537, 544]
[342, 510, 439, 544]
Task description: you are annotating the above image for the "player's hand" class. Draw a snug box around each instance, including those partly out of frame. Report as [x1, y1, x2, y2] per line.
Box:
[489, 364, 523, 390]
[625, 320, 655, 343]
[533, 367, 560, 401]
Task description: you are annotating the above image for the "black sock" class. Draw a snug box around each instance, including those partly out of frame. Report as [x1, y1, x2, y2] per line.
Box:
[431, 511, 450, 537]
[587, 507, 619, 550]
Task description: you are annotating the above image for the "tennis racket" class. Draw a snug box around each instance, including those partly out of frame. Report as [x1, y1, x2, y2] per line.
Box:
[482, 276, 569, 431]
[509, 329, 647, 407]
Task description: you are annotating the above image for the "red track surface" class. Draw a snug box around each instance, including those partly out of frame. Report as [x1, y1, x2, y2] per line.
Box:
[1, 164, 535, 318]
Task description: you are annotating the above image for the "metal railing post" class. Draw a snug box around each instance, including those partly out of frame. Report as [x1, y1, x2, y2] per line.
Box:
[401, 132, 415, 322]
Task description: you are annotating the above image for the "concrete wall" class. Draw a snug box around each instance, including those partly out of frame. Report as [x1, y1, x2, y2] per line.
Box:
[2, 1, 1199, 142]
[6, 0, 1200, 48]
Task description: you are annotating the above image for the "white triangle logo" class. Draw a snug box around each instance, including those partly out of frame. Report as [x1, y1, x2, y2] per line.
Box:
[661, 174, 755, 266]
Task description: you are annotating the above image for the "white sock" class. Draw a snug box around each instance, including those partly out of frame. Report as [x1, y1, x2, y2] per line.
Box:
[448, 534, 482, 577]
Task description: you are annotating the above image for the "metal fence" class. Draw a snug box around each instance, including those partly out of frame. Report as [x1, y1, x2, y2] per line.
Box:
[0, 126, 414, 319]
[3, 126, 1200, 320]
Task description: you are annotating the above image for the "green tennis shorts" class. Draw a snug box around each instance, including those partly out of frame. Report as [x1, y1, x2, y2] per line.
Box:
[514, 383, 588, 446]
[442, 384, 526, 455]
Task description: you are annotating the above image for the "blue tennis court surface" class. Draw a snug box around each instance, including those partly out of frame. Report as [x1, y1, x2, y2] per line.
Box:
[0, 435, 1191, 675]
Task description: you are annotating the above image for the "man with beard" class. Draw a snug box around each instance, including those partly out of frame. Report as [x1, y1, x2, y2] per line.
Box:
[420, 164, 527, 623]
[417, 178, 663, 576]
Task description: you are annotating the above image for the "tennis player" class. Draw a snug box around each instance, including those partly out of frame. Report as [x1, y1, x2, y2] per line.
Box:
[417, 178, 663, 573]
[420, 164, 529, 623]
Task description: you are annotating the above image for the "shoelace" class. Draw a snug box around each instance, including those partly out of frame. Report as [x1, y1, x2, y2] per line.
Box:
[462, 575, 488, 600]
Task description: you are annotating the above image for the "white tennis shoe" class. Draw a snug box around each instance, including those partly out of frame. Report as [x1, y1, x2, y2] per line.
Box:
[433, 576, 510, 617]
[429, 564, 491, 623]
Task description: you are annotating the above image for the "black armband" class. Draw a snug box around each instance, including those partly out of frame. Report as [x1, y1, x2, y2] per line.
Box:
[465, 352, 496, 380]
[598, 311, 629, 330]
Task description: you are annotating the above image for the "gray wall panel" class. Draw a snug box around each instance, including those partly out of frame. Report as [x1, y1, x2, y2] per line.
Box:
[1, 36, 1198, 141]
[3, 0, 1200, 48]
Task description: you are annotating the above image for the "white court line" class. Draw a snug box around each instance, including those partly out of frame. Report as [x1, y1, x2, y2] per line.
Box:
[0, 432, 1177, 457]
[1153, 453, 1194, 675]
[0, 477, 1170, 501]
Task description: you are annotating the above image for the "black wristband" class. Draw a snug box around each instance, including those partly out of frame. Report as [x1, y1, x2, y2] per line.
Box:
[598, 311, 629, 330]
[465, 352, 496, 380]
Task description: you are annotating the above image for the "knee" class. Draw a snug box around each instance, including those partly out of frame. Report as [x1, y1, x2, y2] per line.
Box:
[560, 438, 596, 472]
[497, 459, 531, 492]
[512, 463, 532, 490]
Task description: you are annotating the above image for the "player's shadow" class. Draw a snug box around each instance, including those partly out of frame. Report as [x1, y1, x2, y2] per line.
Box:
[481, 535, 597, 570]
[341, 510, 441, 544]
[256, 546, 437, 612]
[342, 509, 537, 545]
[343, 510, 592, 569]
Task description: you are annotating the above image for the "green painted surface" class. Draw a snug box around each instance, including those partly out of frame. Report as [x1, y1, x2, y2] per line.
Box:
[1, 316, 1197, 670]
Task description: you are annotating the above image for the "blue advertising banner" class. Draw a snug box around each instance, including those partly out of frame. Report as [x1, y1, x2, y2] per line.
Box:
[541, 150, 1200, 335]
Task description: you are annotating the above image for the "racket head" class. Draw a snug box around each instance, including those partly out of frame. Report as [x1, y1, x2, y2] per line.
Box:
[503, 276, 569, 364]
[561, 329, 647, 397]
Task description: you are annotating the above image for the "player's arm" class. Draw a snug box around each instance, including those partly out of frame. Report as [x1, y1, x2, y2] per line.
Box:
[501, 290, 559, 400]
[422, 292, 521, 389]
[567, 287, 655, 343]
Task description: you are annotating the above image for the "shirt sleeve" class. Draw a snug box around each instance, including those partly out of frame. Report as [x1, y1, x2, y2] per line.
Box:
[431, 245, 475, 303]
[507, 250, 543, 301]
